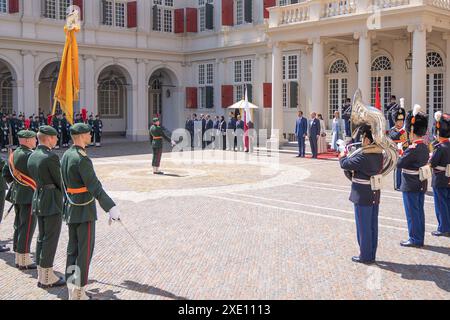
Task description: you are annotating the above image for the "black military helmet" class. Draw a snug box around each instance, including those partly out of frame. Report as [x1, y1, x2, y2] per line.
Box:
[405, 105, 428, 137]
[393, 108, 406, 122]
[357, 124, 374, 144]
[434, 112, 450, 139]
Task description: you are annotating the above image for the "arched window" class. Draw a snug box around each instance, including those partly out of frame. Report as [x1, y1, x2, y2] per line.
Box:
[98, 75, 124, 117]
[371, 56, 392, 114]
[329, 59, 348, 74]
[426, 52, 444, 115]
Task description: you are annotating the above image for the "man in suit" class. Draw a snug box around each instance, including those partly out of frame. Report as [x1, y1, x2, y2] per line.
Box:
[227, 112, 237, 151]
[295, 111, 308, 158]
[308, 112, 321, 159]
[205, 114, 214, 147]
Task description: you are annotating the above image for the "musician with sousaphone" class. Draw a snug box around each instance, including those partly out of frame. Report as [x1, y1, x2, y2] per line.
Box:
[2, 130, 38, 269]
[338, 90, 399, 264]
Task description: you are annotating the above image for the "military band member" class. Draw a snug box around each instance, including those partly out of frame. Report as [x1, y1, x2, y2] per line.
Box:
[61, 123, 120, 300]
[61, 114, 70, 148]
[52, 114, 62, 150]
[88, 114, 94, 146]
[27, 126, 66, 288]
[93, 115, 103, 147]
[0, 157, 9, 253]
[2, 130, 38, 269]
[429, 112, 450, 237]
[339, 124, 384, 264]
[150, 118, 175, 175]
[30, 116, 40, 133]
[388, 105, 407, 191]
[397, 105, 429, 247]
[10, 114, 19, 148]
[1, 115, 9, 152]
[386, 95, 399, 129]
[39, 113, 47, 127]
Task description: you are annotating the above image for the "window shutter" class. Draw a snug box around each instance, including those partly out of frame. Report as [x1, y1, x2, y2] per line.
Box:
[244, 0, 252, 23]
[186, 87, 198, 109]
[127, 1, 137, 28]
[174, 8, 184, 33]
[73, 0, 83, 20]
[102, 0, 107, 24]
[206, 86, 214, 109]
[8, 0, 19, 13]
[263, 0, 276, 19]
[221, 85, 233, 108]
[205, 3, 214, 30]
[152, 5, 158, 30]
[246, 84, 253, 103]
[41, 0, 47, 17]
[186, 8, 198, 33]
[263, 83, 272, 108]
[289, 81, 299, 109]
[222, 0, 233, 26]
[291, 0, 299, 3]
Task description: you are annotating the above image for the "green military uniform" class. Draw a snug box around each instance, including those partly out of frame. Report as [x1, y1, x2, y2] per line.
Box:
[150, 118, 172, 172]
[2, 130, 37, 269]
[0, 158, 9, 252]
[27, 126, 66, 287]
[61, 123, 115, 291]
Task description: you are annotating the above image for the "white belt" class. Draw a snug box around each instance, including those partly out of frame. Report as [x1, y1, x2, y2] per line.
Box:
[352, 178, 371, 185]
[435, 166, 446, 171]
[402, 169, 419, 175]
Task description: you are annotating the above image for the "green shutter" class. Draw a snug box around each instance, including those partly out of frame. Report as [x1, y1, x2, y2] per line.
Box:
[246, 84, 253, 103]
[206, 86, 214, 108]
[289, 81, 298, 109]
[244, 0, 253, 23]
[152, 5, 158, 30]
[205, 3, 214, 30]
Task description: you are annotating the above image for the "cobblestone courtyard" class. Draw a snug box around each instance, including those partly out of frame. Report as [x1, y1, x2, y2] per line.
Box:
[0, 139, 449, 300]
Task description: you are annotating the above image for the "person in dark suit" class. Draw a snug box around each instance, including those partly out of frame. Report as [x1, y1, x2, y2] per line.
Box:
[342, 98, 352, 138]
[339, 124, 384, 264]
[429, 112, 450, 237]
[227, 112, 237, 151]
[235, 115, 245, 152]
[295, 111, 308, 158]
[205, 114, 214, 147]
[308, 112, 321, 159]
[212, 116, 220, 149]
[397, 106, 429, 247]
[219, 116, 227, 151]
[386, 95, 399, 129]
[201, 114, 207, 149]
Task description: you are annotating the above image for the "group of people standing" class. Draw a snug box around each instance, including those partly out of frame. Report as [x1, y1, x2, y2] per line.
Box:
[295, 111, 328, 158]
[184, 112, 255, 152]
[340, 102, 450, 264]
[0, 123, 120, 300]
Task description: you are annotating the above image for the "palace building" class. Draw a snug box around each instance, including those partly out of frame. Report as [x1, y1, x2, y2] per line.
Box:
[0, 0, 449, 142]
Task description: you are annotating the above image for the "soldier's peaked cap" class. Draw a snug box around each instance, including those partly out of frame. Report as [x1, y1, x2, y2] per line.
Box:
[17, 130, 37, 139]
[38, 125, 58, 136]
[70, 123, 92, 135]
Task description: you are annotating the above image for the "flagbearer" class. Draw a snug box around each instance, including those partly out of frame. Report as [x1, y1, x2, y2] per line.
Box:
[61, 123, 121, 300]
[430, 112, 450, 237]
[150, 118, 175, 175]
[27, 126, 66, 288]
[2, 130, 38, 269]
[397, 105, 429, 247]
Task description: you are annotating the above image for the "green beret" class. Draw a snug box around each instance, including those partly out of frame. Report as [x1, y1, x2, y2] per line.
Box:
[153, 117, 159, 123]
[70, 123, 92, 135]
[38, 125, 58, 136]
[17, 130, 37, 139]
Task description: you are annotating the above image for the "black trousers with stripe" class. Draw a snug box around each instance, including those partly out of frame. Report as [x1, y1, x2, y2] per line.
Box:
[65, 221, 96, 287]
[13, 204, 36, 254]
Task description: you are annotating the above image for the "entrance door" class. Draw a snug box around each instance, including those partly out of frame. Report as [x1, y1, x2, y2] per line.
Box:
[328, 77, 348, 120]
[149, 79, 162, 125]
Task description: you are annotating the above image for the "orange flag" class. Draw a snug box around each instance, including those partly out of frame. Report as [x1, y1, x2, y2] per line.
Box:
[52, 25, 80, 125]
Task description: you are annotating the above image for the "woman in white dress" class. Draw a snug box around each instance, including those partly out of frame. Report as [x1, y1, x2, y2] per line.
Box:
[317, 114, 328, 154]
[331, 111, 343, 151]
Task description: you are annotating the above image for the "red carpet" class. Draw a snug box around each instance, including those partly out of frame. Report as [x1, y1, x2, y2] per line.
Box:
[305, 150, 339, 160]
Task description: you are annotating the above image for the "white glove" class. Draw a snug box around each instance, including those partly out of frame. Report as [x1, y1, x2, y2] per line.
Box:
[171, 140, 176, 147]
[109, 206, 121, 221]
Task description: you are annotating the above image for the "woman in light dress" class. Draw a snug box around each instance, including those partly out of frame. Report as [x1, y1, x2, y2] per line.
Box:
[331, 111, 343, 151]
[317, 114, 328, 154]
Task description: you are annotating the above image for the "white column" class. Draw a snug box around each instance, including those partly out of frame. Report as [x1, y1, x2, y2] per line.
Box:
[271, 42, 284, 142]
[254, 54, 264, 130]
[135, 59, 148, 141]
[444, 34, 450, 114]
[310, 38, 325, 116]
[409, 24, 428, 109]
[83, 0, 96, 44]
[22, 50, 37, 116]
[354, 31, 371, 104]
[137, 0, 150, 48]
[83, 55, 96, 115]
[215, 58, 225, 115]
[21, 0, 37, 38]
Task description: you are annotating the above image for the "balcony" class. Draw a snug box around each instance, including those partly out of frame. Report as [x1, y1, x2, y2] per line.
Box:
[268, 0, 450, 27]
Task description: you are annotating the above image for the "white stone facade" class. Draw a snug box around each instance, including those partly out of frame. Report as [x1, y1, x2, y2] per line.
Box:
[0, 0, 449, 142]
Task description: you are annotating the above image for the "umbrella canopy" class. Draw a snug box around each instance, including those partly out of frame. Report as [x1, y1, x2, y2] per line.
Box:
[227, 99, 259, 109]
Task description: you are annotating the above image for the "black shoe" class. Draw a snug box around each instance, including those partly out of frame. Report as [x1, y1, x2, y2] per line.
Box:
[19, 263, 37, 270]
[296, 155, 301, 158]
[154, 171, 164, 175]
[400, 240, 423, 248]
[38, 277, 66, 289]
[351, 256, 375, 264]
[0, 245, 10, 253]
[431, 231, 450, 237]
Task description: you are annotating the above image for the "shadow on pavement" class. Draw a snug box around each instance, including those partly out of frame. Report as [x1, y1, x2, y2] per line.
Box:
[376, 261, 450, 292]
[421, 245, 450, 256]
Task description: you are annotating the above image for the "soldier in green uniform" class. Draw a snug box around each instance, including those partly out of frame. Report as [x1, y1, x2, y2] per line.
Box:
[149, 117, 175, 175]
[0, 157, 9, 253]
[2, 130, 37, 269]
[61, 123, 120, 300]
[87, 114, 94, 147]
[27, 126, 66, 288]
